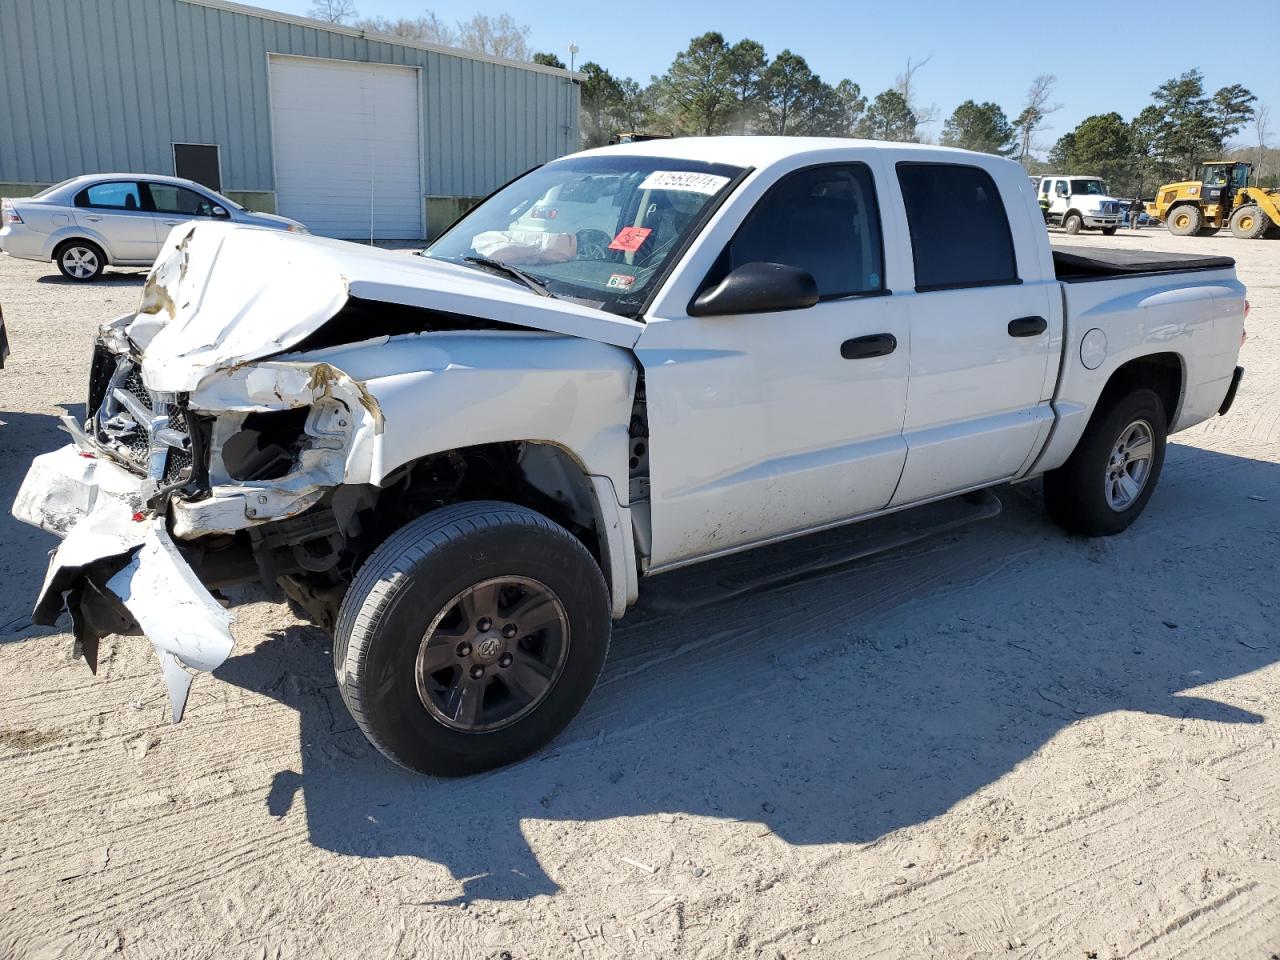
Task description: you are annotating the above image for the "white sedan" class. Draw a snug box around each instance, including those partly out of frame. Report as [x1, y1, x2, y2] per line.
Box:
[0, 174, 306, 281]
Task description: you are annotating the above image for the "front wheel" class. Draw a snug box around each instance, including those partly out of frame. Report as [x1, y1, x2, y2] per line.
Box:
[334, 501, 611, 776]
[1043, 388, 1168, 537]
[1101, 226, 1118, 236]
[1063, 213, 1083, 235]
[1166, 205, 1202, 236]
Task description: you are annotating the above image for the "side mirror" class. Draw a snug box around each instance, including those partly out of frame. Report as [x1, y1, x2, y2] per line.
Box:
[210, 205, 229, 219]
[689, 262, 819, 317]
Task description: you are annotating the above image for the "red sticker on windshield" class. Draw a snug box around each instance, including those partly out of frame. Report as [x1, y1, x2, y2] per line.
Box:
[608, 226, 652, 252]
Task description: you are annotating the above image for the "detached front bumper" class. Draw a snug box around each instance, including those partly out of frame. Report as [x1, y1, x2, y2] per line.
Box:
[13, 444, 236, 721]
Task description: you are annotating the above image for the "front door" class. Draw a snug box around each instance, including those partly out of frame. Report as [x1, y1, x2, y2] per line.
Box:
[72, 180, 158, 262]
[889, 161, 1056, 506]
[637, 162, 910, 569]
[143, 182, 223, 256]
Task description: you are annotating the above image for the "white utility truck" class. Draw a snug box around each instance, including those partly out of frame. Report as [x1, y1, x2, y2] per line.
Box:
[14, 139, 1247, 775]
[1037, 174, 1128, 234]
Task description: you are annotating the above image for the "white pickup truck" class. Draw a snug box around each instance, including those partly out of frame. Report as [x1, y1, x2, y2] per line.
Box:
[13, 138, 1247, 776]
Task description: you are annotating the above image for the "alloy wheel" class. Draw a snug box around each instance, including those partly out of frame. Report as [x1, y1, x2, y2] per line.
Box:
[415, 576, 570, 732]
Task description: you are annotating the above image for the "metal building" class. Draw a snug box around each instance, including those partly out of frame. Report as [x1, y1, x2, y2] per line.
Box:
[0, 0, 580, 240]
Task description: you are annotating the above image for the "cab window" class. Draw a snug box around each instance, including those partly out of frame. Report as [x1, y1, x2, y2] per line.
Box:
[897, 162, 1018, 291]
[703, 163, 884, 299]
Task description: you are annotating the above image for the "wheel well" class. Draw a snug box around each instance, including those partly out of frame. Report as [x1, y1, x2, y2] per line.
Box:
[53, 237, 105, 260]
[261, 441, 617, 631]
[375, 441, 611, 577]
[1100, 353, 1183, 424]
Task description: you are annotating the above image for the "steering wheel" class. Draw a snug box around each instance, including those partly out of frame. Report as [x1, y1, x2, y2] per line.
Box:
[575, 229, 612, 260]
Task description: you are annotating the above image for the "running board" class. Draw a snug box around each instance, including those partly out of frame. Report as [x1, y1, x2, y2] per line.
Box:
[629, 490, 1002, 619]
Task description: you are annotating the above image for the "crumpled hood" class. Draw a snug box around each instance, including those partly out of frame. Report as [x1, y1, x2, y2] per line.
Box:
[129, 222, 645, 392]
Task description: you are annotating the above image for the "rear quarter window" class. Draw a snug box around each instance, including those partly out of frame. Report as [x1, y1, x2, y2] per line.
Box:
[897, 162, 1018, 291]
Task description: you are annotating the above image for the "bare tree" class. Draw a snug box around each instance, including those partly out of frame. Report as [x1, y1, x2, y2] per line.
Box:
[456, 13, 531, 61]
[356, 13, 455, 45]
[1012, 74, 1060, 167]
[894, 55, 937, 132]
[1256, 102, 1271, 184]
[307, 0, 357, 24]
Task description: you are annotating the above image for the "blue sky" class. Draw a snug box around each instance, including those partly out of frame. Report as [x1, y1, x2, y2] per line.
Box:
[259, 0, 1276, 148]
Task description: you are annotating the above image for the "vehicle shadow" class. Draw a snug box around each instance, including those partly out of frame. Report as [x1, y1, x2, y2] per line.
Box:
[0, 406, 85, 636]
[34, 271, 147, 286]
[215, 442, 1279, 903]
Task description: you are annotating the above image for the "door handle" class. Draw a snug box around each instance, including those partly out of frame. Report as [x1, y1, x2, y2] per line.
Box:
[84, 215, 102, 222]
[841, 333, 897, 359]
[163, 219, 182, 226]
[1008, 316, 1048, 337]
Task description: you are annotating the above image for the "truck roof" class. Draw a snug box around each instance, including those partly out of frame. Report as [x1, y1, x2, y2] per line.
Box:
[575, 136, 1010, 170]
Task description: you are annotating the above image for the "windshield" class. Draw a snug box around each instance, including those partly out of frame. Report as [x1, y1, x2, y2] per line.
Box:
[1069, 179, 1110, 196]
[424, 155, 745, 316]
[201, 187, 245, 211]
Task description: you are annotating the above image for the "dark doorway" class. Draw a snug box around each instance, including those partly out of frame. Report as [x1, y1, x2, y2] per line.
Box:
[173, 143, 222, 191]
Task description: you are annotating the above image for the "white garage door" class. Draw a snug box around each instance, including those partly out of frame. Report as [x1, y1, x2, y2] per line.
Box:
[269, 55, 423, 240]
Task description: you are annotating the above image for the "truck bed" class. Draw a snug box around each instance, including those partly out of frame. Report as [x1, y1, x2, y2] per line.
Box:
[1053, 246, 1235, 283]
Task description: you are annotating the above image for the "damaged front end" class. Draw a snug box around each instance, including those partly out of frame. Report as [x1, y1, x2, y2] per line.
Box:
[15, 314, 378, 722]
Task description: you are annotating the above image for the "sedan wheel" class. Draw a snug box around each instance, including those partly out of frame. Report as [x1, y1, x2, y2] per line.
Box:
[56, 243, 105, 281]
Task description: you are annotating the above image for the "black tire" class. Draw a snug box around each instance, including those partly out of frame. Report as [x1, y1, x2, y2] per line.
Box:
[1229, 204, 1269, 240]
[1043, 388, 1168, 537]
[334, 501, 611, 776]
[1063, 213, 1083, 235]
[1101, 226, 1118, 236]
[1166, 204, 1202, 237]
[54, 239, 106, 281]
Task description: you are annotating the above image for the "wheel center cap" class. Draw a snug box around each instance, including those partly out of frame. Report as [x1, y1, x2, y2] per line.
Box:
[473, 636, 503, 663]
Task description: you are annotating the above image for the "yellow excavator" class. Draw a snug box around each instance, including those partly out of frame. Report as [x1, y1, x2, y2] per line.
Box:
[1148, 161, 1280, 239]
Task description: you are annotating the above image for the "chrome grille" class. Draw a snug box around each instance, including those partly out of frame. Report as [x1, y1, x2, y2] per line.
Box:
[88, 354, 194, 486]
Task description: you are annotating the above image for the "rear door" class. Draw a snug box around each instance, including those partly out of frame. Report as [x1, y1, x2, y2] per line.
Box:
[72, 181, 158, 262]
[888, 161, 1057, 506]
[637, 161, 911, 569]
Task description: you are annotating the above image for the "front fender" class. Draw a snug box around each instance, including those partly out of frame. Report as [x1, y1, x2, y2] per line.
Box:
[293, 329, 639, 502]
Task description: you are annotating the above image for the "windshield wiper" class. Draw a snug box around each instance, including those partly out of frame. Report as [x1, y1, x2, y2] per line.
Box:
[462, 255, 553, 298]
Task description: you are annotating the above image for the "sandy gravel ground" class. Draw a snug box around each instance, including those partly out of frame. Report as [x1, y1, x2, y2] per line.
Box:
[0, 228, 1277, 960]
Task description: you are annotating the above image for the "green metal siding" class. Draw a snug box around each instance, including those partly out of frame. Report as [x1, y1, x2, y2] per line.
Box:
[0, 0, 579, 197]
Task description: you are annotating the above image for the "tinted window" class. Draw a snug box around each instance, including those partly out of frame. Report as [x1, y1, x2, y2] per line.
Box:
[78, 181, 143, 210]
[710, 163, 883, 299]
[148, 184, 213, 216]
[896, 163, 1018, 291]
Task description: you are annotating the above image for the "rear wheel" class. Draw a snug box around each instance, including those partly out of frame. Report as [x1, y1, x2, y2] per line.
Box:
[1166, 205, 1202, 237]
[54, 240, 105, 281]
[1044, 388, 1168, 537]
[334, 501, 611, 776]
[1063, 213, 1083, 235]
[1229, 204, 1270, 239]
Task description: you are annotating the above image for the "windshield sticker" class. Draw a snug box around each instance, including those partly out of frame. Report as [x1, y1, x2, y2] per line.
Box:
[639, 171, 731, 195]
[608, 226, 653, 253]
[607, 273, 637, 290]
[530, 206, 558, 219]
